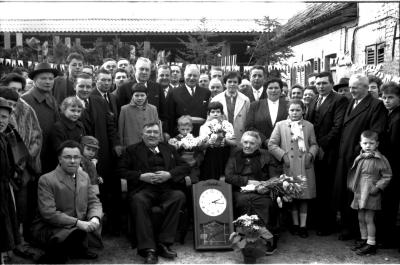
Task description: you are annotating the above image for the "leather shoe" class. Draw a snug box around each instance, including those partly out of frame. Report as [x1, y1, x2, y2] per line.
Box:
[144, 249, 158, 264]
[157, 243, 177, 259]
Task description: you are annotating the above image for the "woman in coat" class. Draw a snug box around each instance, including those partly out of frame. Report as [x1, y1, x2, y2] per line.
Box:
[268, 99, 318, 237]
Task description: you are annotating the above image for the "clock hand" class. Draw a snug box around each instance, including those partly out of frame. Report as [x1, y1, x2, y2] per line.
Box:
[211, 199, 221, 203]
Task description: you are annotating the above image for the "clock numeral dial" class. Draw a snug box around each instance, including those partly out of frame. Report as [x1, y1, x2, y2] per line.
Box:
[199, 188, 227, 216]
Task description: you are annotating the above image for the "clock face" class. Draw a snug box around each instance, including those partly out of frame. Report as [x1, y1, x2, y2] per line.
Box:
[199, 188, 227, 216]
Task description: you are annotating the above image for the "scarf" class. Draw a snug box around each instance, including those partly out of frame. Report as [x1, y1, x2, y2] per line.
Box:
[290, 119, 306, 152]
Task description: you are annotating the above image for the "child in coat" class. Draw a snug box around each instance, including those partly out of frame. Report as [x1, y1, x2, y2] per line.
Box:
[268, 99, 318, 238]
[347, 130, 392, 255]
[80, 136, 102, 195]
[199, 102, 236, 180]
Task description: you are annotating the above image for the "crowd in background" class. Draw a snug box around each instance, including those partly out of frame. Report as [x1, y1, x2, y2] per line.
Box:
[0, 52, 399, 264]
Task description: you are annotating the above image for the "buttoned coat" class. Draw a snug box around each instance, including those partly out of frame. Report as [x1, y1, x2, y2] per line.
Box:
[211, 91, 250, 142]
[268, 119, 318, 199]
[31, 166, 102, 245]
[332, 93, 387, 209]
[167, 85, 211, 136]
[245, 98, 288, 148]
[91, 88, 119, 123]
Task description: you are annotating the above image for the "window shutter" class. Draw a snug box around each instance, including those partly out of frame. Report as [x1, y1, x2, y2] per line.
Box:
[366, 45, 376, 65]
[377, 44, 385, 63]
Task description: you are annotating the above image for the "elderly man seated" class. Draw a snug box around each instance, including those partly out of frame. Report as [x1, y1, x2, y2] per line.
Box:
[225, 131, 282, 254]
[31, 140, 103, 263]
[116, 122, 189, 264]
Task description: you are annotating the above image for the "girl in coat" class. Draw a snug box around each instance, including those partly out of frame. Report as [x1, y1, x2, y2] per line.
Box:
[347, 130, 391, 255]
[268, 99, 318, 238]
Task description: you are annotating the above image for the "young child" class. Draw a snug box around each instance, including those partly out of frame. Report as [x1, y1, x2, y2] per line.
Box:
[347, 130, 392, 255]
[80, 135, 102, 195]
[118, 83, 159, 147]
[199, 102, 236, 180]
[379, 82, 400, 248]
[48, 96, 85, 169]
[268, 99, 318, 238]
[168, 115, 203, 187]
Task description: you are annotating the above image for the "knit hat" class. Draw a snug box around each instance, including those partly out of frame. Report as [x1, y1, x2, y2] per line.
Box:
[81, 135, 99, 149]
[131, 83, 148, 94]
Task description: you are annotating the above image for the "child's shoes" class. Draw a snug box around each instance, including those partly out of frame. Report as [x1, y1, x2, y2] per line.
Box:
[356, 244, 376, 255]
[351, 239, 367, 251]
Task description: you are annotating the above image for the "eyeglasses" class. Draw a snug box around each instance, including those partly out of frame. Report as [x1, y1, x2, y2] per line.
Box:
[61, 155, 82, 161]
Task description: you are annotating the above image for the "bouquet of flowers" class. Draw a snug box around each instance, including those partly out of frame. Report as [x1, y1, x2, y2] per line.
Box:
[241, 174, 307, 207]
[229, 214, 273, 263]
[168, 133, 204, 151]
[203, 119, 234, 146]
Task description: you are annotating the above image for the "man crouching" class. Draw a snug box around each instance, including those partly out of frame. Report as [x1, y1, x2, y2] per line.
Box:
[116, 122, 189, 264]
[31, 140, 102, 263]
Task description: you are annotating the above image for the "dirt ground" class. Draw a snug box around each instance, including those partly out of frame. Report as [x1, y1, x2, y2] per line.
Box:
[9, 229, 400, 264]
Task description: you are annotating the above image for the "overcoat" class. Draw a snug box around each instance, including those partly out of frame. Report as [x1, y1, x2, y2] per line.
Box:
[268, 119, 318, 199]
[332, 93, 387, 209]
[245, 98, 288, 148]
[31, 166, 102, 245]
[211, 91, 250, 142]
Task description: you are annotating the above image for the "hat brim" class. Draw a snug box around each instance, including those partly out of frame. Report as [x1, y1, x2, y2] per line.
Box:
[333, 83, 348, 91]
[83, 143, 99, 149]
[28, 68, 59, 80]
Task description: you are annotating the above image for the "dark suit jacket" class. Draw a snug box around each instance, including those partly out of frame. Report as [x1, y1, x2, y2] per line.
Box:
[53, 75, 75, 105]
[333, 93, 387, 209]
[80, 95, 120, 177]
[381, 106, 400, 177]
[168, 85, 211, 136]
[240, 86, 267, 103]
[245, 98, 288, 148]
[115, 141, 190, 194]
[91, 89, 119, 122]
[116, 80, 167, 125]
[305, 91, 349, 161]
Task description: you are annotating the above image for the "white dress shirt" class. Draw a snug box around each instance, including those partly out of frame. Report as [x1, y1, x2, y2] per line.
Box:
[185, 84, 195, 96]
[252, 87, 262, 101]
[268, 98, 279, 125]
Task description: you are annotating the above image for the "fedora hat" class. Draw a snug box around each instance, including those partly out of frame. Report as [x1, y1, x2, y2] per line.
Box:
[0, 97, 12, 113]
[28, 62, 59, 80]
[333, 77, 349, 91]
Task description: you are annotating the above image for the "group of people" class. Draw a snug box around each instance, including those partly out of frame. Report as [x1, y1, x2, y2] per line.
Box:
[0, 51, 399, 264]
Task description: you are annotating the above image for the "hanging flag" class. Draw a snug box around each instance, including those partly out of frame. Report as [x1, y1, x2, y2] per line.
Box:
[11, 59, 16, 66]
[6, 59, 11, 65]
[0, 58, 4, 64]
[28, 61, 32, 67]
[18, 60, 23, 66]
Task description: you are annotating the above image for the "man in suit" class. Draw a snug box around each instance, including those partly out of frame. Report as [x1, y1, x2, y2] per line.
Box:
[91, 68, 119, 122]
[116, 57, 167, 130]
[211, 71, 250, 142]
[31, 140, 102, 263]
[53, 52, 84, 104]
[75, 73, 122, 234]
[240, 65, 267, 102]
[168, 64, 211, 136]
[156, 65, 173, 103]
[333, 74, 387, 240]
[170, 65, 182, 89]
[245, 78, 288, 149]
[305, 72, 349, 236]
[111, 68, 129, 95]
[116, 122, 189, 264]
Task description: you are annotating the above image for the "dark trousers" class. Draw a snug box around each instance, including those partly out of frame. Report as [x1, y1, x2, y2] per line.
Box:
[314, 158, 336, 231]
[99, 170, 122, 233]
[129, 187, 185, 251]
[234, 191, 277, 231]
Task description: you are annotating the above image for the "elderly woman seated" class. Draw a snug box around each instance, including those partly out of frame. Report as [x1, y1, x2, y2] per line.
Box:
[225, 131, 282, 254]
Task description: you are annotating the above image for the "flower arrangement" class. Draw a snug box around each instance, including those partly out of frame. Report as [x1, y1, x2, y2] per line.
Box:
[241, 174, 307, 207]
[202, 119, 234, 146]
[168, 133, 204, 151]
[229, 214, 273, 263]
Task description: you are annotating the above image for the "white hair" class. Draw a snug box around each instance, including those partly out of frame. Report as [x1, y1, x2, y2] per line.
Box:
[349, 74, 369, 86]
[135, 57, 151, 69]
[241, 131, 262, 147]
[184, 64, 200, 76]
[209, 78, 223, 88]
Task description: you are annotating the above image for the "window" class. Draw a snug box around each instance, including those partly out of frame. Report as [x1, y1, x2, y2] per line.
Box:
[365, 43, 385, 65]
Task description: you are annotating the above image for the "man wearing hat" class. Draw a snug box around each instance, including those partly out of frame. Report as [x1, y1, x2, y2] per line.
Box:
[305, 71, 349, 236]
[22, 62, 60, 174]
[334, 77, 352, 100]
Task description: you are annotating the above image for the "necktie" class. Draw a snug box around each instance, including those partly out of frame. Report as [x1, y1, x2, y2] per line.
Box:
[103, 93, 109, 103]
[353, 100, 358, 109]
[164, 88, 168, 98]
[316, 97, 322, 110]
[191, 87, 195, 97]
[84, 99, 89, 108]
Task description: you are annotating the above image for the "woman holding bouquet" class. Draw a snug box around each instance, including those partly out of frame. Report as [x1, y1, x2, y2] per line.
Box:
[268, 99, 318, 238]
[199, 102, 236, 180]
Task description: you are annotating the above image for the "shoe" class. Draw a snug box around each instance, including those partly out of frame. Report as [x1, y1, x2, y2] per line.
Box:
[356, 244, 377, 256]
[265, 235, 278, 255]
[144, 249, 158, 264]
[351, 239, 367, 251]
[289, 225, 299, 235]
[298, 227, 308, 238]
[157, 243, 177, 259]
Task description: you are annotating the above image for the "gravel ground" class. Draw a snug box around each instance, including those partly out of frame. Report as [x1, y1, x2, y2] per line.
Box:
[9, 229, 400, 264]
